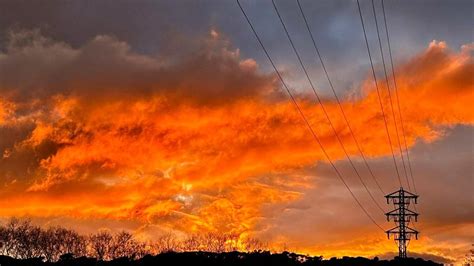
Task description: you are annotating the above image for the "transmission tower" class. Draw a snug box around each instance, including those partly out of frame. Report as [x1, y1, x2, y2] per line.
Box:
[385, 188, 419, 258]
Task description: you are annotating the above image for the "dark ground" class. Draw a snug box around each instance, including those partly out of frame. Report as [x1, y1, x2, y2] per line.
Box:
[0, 252, 442, 266]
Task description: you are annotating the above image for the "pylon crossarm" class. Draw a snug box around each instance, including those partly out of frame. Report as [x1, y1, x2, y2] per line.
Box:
[386, 226, 401, 234]
[385, 189, 418, 199]
[405, 209, 418, 215]
[405, 226, 419, 234]
[385, 209, 399, 216]
[402, 190, 419, 198]
[405, 209, 419, 221]
[385, 189, 403, 198]
[387, 214, 417, 218]
[386, 210, 418, 217]
[386, 229, 399, 239]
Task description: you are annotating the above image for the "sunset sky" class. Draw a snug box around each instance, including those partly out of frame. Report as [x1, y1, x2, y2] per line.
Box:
[0, 0, 472, 264]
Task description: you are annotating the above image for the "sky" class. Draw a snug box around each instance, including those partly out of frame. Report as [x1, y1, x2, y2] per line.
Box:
[0, 0, 472, 264]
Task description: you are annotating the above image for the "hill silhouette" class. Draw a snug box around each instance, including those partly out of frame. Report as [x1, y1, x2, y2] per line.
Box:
[0, 252, 442, 266]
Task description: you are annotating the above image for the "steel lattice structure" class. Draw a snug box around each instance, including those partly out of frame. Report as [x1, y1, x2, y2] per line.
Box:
[385, 188, 419, 258]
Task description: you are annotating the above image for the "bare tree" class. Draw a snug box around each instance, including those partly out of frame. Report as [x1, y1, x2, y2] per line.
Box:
[0, 218, 22, 257]
[128, 240, 148, 259]
[225, 233, 240, 252]
[111, 231, 133, 259]
[0, 222, 10, 256]
[202, 232, 228, 253]
[181, 234, 203, 252]
[2, 218, 47, 259]
[154, 233, 179, 253]
[89, 230, 113, 260]
[60, 228, 87, 257]
[15, 221, 43, 259]
[38, 226, 86, 261]
[109, 231, 145, 259]
[40, 227, 61, 262]
[242, 237, 268, 252]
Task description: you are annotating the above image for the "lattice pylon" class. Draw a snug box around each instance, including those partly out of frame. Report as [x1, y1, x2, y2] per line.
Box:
[385, 187, 419, 258]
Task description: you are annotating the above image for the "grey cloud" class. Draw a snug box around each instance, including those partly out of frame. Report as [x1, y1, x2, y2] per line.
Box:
[1, 0, 471, 99]
[0, 29, 279, 105]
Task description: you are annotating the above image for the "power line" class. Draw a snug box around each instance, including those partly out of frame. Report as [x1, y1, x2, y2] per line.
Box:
[379, 0, 418, 217]
[296, 0, 385, 196]
[370, 0, 411, 191]
[356, 0, 403, 188]
[271, 0, 385, 214]
[236, 0, 385, 231]
[381, 0, 417, 194]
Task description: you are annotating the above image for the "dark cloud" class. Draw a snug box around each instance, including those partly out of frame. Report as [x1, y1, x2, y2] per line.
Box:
[0, 29, 278, 105]
[0, 0, 471, 95]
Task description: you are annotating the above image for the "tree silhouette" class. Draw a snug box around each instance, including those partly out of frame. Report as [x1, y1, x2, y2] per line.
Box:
[0, 218, 443, 266]
[89, 230, 113, 260]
